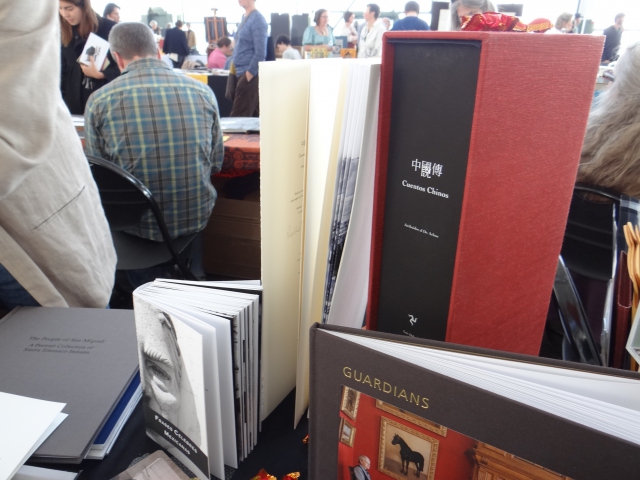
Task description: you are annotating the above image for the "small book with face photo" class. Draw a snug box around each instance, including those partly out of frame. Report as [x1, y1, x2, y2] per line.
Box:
[77, 32, 110, 70]
[133, 296, 209, 480]
[133, 279, 263, 480]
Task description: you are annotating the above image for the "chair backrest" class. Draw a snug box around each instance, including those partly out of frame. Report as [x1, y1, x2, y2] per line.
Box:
[348, 466, 356, 480]
[88, 155, 197, 280]
[87, 155, 173, 241]
[561, 183, 621, 281]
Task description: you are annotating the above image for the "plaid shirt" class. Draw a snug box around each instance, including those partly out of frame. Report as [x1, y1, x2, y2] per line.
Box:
[85, 58, 223, 241]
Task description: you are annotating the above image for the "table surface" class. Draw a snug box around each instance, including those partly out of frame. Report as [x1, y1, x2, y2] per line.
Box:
[30, 389, 308, 480]
[219, 134, 260, 176]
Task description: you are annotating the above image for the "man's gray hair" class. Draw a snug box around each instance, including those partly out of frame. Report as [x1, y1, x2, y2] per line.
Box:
[109, 22, 158, 60]
[358, 455, 370, 463]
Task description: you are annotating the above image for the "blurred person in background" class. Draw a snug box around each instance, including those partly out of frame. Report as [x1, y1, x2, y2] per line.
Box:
[546, 13, 573, 34]
[228, 0, 267, 117]
[450, 0, 495, 31]
[185, 22, 197, 53]
[572, 13, 583, 33]
[357, 3, 384, 58]
[163, 20, 190, 67]
[602, 13, 625, 64]
[149, 20, 161, 35]
[302, 9, 334, 52]
[339, 11, 357, 48]
[59, 0, 120, 114]
[577, 42, 640, 198]
[392, 1, 429, 31]
[208, 36, 232, 68]
[103, 3, 120, 22]
[276, 35, 301, 59]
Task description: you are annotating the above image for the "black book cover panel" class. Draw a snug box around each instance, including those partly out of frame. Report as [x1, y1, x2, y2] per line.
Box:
[377, 39, 480, 340]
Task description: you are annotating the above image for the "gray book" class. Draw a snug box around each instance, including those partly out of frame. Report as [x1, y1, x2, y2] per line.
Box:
[0, 307, 138, 463]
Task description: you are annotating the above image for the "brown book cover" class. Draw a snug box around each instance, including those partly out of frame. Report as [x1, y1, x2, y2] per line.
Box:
[309, 324, 640, 480]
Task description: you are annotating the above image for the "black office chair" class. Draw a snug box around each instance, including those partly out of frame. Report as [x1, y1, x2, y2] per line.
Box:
[549, 183, 622, 366]
[348, 466, 356, 480]
[87, 155, 197, 281]
[562, 183, 621, 282]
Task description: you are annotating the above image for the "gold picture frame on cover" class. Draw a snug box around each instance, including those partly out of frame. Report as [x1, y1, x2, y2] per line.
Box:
[339, 417, 356, 447]
[379, 417, 439, 480]
[340, 386, 361, 420]
[375, 400, 447, 436]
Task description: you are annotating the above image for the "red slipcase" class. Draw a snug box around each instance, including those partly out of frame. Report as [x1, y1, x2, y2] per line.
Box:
[367, 32, 604, 355]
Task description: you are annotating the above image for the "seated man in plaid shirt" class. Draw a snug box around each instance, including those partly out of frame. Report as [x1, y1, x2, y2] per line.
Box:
[84, 22, 223, 285]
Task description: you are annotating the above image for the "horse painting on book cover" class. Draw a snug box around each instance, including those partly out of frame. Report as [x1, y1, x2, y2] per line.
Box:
[379, 417, 438, 480]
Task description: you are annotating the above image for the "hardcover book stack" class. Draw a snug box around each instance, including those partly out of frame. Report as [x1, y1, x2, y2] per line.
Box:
[0, 308, 140, 465]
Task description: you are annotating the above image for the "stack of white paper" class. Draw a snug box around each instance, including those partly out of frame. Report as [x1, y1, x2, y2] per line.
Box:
[0, 392, 66, 480]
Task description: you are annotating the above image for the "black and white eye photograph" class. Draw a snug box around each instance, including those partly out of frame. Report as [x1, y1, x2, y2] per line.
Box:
[133, 299, 207, 453]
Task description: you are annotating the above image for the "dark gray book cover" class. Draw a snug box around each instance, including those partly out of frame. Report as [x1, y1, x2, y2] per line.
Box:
[0, 307, 138, 463]
[309, 324, 640, 480]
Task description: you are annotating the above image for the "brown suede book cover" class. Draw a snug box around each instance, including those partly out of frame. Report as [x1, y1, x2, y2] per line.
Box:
[309, 324, 640, 480]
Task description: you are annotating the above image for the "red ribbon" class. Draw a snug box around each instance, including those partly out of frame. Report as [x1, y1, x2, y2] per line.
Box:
[461, 12, 552, 33]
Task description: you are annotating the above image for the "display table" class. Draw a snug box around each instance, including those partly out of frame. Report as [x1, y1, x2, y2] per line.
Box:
[76, 130, 259, 177]
[218, 134, 260, 177]
[29, 389, 308, 480]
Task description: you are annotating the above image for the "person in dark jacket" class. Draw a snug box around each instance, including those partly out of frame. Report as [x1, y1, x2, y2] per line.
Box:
[162, 20, 190, 68]
[602, 13, 625, 64]
[391, 1, 430, 31]
[59, 0, 120, 115]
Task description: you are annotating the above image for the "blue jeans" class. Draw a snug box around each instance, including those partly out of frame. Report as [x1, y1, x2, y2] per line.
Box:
[0, 263, 39, 310]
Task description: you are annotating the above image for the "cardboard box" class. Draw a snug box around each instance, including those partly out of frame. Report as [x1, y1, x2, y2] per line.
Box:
[203, 190, 260, 279]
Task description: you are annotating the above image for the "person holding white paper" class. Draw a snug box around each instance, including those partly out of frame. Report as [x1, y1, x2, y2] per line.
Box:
[59, 0, 120, 114]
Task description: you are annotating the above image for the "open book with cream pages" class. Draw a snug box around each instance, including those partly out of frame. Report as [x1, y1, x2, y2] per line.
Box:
[260, 58, 381, 427]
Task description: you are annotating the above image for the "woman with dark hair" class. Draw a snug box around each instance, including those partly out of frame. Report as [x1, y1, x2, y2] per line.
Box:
[59, 0, 120, 114]
[577, 43, 640, 198]
[450, 0, 495, 31]
[338, 11, 357, 47]
[302, 9, 334, 52]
